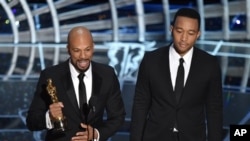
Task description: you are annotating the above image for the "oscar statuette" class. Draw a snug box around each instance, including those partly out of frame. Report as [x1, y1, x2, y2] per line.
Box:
[46, 78, 67, 134]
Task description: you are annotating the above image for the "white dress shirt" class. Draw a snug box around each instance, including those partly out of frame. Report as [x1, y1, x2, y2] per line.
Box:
[169, 44, 193, 90]
[69, 61, 92, 106]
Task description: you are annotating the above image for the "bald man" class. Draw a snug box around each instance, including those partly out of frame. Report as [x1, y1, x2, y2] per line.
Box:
[26, 26, 126, 141]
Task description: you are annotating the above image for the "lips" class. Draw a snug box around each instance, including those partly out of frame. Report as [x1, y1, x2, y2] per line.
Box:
[179, 43, 188, 49]
[77, 60, 89, 68]
[179, 42, 186, 47]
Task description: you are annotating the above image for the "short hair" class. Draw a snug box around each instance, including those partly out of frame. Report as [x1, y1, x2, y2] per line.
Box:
[172, 8, 201, 30]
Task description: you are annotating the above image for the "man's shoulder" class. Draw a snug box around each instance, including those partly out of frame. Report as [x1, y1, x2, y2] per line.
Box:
[193, 47, 219, 66]
[144, 45, 170, 59]
[92, 61, 114, 72]
[42, 60, 68, 72]
[193, 47, 215, 59]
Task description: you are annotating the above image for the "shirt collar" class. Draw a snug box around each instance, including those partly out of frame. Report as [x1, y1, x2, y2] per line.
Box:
[170, 43, 193, 63]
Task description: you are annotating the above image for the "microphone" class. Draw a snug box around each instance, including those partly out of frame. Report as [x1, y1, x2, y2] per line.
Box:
[89, 97, 96, 140]
[92, 106, 96, 141]
[81, 103, 91, 133]
[82, 103, 90, 124]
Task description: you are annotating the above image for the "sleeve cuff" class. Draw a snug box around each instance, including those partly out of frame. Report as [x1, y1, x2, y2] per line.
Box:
[45, 110, 53, 129]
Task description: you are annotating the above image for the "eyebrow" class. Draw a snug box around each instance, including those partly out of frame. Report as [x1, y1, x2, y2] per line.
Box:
[174, 26, 198, 32]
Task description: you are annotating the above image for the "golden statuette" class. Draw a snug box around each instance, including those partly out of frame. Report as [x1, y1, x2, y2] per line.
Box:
[46, 78, 67, 134]
[47, 78, 59, 103]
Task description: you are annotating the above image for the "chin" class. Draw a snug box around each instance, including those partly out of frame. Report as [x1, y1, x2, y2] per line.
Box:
[78, 65, 90, 72]
[78, 68, 87, 72]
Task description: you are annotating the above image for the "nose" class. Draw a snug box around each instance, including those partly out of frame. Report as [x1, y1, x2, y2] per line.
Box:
[180, 33, 187, 41]
[79, 50, 86, 59]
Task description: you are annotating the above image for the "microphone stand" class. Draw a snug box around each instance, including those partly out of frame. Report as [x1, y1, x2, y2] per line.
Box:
[88, 97, 96, 141]
[83, 103, 96, 141]
[82, 103, 90, 130]
[92, 106, 96, 141]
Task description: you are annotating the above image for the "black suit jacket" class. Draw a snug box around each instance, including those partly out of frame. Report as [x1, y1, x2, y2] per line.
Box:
[26, 60, 126, 141]
[130, 45, 223, 141]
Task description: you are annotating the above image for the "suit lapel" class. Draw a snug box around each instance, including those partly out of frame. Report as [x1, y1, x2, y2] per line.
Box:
[166, 49, 175, 100]
[88, 62, 102, 122]
[89, 72, 101, 103]
[159, 46, 176, 105]
[61, 63, 82, 118]
[92, 63, 102, 96]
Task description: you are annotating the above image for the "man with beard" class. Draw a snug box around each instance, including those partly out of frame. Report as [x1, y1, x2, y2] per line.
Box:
[26, 26, 125, 141]
[130, 8, 223, 141]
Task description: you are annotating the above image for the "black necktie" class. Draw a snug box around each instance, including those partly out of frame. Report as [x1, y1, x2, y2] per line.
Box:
[175, 58, 184, 103]
[78, 73, 87, 111]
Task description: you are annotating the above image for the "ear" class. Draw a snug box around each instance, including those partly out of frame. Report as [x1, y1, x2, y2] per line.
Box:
[67, 45, 70, 55]
[170, 25, 174, 37]
[170, 25, 173, 32]
[196, 31, 201, 39]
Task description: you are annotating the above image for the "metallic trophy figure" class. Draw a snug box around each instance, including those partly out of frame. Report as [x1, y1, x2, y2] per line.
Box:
[46, 78, 67, 134]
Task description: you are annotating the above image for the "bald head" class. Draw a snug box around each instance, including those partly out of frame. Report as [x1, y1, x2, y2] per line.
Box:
[67, 26, 93, 43]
